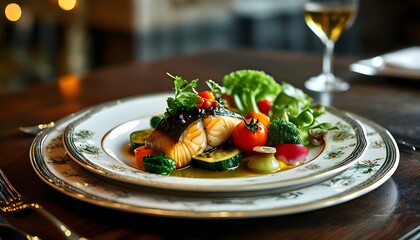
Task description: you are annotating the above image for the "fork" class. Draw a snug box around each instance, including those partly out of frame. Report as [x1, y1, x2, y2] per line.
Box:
[19, 122, 55, 136]
[0, 169, 87, 240]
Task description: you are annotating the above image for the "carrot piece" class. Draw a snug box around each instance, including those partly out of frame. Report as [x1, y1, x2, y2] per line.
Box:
[134, 146, 157, 171]
[246, 112, 270, 128]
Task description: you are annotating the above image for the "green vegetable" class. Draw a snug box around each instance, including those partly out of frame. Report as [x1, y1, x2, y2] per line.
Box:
[129, 129, 154, 150]
[268, 82, 333, 145]
[307, 122, 339, 145]
[143, 153, 176, 175]
[246, 153, 280, 174]
[270, 82, 314, 123]
[165, 73, 199, 117]
[150, 115, 164, 128]
[293, 110, 315, 127]
[223, 70, 282, 116]
[205, 79, 225, 100]
[192, 146, 242, 171]
[268, 118, 303, 145]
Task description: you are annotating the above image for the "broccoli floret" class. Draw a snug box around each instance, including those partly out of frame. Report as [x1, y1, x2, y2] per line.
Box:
[143, 153, 176, 175]
[223, 70, 282, 116]
[268, 118, 303, 145]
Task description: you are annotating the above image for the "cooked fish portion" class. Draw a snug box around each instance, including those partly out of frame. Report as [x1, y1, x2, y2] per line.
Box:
[145, 107, 243, 168]
[203, 116, 242, 147]
[145, 119, 207, 169]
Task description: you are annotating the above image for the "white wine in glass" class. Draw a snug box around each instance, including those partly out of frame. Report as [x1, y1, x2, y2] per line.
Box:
[304, 0, 358, 92]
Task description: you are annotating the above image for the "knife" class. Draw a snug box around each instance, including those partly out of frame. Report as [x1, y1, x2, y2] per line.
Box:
[0, 214, 37, 240]
[391, 132, 419, 153]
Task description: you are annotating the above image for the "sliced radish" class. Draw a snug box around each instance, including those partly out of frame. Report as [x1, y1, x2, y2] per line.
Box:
[274, 144, 309, 166]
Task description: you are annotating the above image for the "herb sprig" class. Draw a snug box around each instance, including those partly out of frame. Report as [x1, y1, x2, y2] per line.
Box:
[165, 73, 199, 117]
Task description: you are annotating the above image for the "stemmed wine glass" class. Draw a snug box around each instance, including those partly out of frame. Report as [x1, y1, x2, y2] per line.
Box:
[304, 0, 358, 92]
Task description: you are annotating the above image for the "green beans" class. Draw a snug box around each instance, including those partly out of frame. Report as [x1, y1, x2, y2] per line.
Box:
[292, 110, 314, 127]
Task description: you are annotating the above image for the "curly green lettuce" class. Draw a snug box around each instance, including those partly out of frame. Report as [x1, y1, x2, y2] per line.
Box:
[223, 69, 282, 116]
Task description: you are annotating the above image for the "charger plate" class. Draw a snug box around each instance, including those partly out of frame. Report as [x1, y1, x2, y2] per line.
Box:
[30, 106, 399, 218]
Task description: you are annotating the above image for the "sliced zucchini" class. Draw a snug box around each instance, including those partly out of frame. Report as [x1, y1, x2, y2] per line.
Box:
[130, 129, 153, 150]
[192, 146, 242, 171]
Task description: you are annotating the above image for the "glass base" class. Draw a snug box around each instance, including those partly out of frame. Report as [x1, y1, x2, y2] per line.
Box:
[305, 74, 350, 92]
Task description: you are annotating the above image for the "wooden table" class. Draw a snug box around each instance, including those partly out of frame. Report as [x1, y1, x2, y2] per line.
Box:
[0, 50, 419, 239]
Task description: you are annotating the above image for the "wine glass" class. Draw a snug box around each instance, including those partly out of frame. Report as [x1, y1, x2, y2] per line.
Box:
[304, 0, 358, 92]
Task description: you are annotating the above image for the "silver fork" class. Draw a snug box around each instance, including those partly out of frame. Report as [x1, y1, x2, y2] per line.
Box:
[0, 169, 87, 240]
[19, 122, 55, 136]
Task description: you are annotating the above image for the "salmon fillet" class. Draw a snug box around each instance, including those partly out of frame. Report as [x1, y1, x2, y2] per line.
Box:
[203, 116, 242, 147]
[145, 119, 207, 168]
[145, 108, 242, 169]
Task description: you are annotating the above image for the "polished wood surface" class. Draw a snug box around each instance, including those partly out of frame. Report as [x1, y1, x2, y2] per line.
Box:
[0, 50, 419, 239]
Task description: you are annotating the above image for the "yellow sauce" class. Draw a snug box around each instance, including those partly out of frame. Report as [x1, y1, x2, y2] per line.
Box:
[171, 160, 295, 179]
[126, 145, 300, 179]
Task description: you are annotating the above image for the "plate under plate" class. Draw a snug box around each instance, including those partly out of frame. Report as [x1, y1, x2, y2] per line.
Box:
[30, 105, 399, 218]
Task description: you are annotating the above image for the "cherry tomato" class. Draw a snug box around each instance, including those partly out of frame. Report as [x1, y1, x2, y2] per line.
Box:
[246, 112, 270, 128]
[196, 97, 205, 108]
[197, 91, 216, 109]
[211, 101, 219, 108]
[257, 98, 272, 116]
[134, 146, 157, 170]
[232, 118, 268, 152]
[202, 99, 213, 109]
[198, 91, 215, 100]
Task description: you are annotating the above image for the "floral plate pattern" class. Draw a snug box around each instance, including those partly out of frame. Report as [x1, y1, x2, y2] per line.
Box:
[30, 107, 399, 218]
[62, 94, 368, 195]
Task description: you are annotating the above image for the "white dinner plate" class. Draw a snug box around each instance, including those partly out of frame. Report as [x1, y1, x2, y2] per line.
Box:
[30, 107, 399, 218]
[62, 93, 367, 195]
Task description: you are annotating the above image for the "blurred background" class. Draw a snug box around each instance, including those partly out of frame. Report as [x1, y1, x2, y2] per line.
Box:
[0, 0, 419, 94]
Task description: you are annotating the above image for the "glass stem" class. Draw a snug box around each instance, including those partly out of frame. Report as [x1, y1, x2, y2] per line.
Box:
[322, 40, 335, 83]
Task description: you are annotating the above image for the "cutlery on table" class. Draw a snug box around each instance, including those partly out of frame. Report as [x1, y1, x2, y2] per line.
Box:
[19, 122, 55, 136]
[397, 139, 418, 152]
[389, 131, 419, 153]
[398, 225, 420, 240]
[0, 169, 87, 240]
[0, 220, 39, 240]
[0, 213, 39, 240]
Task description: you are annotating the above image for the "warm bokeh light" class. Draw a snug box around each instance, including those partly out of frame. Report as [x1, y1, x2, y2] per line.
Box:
[5, 3, 22, 22]
[58, 0, 77, 11]
[58, 74, 81, 100]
